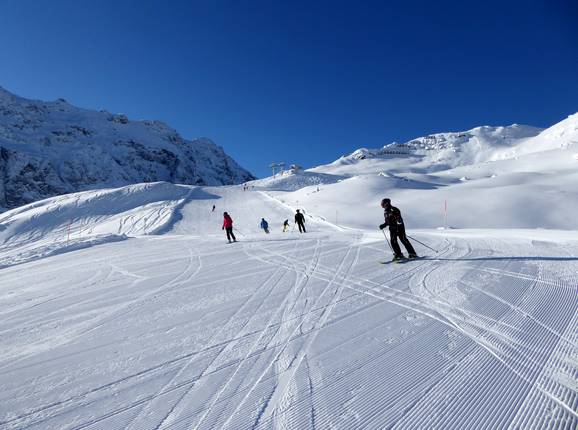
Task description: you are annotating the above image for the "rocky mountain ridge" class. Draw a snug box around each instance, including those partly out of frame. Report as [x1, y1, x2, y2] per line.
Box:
[0, 86, 254, 210]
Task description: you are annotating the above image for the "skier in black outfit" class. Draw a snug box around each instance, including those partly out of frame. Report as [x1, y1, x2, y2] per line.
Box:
[379, 198, 417, 261]
[295, 209, 306, 233]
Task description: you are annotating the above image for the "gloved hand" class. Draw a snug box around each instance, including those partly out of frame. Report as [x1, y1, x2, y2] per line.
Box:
[222, 227, 224, 230]
[379, 223, 387, 230]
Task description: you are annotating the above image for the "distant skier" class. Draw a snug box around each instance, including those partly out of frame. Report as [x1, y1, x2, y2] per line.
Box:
[222, 212, 237, 243]
[379, 198, 417, 261]
[295, 209, 306, 233]
[260, 218, 270, 234]
[283, 219, 289, 232]
[212, 204, 216, 212]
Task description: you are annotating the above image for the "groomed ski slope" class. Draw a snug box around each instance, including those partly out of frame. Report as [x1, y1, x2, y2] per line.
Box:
[0, 186, 577, 430]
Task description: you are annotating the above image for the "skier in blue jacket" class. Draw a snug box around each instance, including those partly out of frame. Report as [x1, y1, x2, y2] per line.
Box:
[260, 218, 270, 234]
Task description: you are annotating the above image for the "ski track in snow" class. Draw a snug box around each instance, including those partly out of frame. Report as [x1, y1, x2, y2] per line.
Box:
[0, 190, 577, 430]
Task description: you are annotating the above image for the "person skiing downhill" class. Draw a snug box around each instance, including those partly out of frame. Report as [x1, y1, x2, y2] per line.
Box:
[379, 198, 417, 261]
[283, 219, 289, 232]
[222, 212, 236, 243]
[295, 209, 306, 233]
[260, 218, 270, 234]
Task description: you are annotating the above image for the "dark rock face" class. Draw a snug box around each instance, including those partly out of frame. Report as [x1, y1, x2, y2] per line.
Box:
[0, 87, 255, 210]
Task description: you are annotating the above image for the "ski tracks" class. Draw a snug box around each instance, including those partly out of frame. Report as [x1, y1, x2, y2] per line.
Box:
[186, 239, 323, 430]
[0, 242, 204, 429]
[2, 233, 576, 430]
[247, 245, 361, 430]
[123, 243, 298, 430]
[387, 236, 578, 429]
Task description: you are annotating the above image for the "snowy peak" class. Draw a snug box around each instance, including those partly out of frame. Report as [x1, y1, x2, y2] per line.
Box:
[353, 124, 541, 158]
[403, 124, 542, 152]
[0, 87, 255, 210]
[328, 122, 547, 171]
[513, 112, 578, 155]
[540, 112, 578, 141]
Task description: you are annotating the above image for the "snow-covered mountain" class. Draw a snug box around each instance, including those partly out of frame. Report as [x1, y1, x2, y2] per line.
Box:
[1, 113, 577, 430]
[0, 86, 254, 211]
[254, 113, 578, 230]
[325, 123, 544, 172]
[320, 113, 578, 175]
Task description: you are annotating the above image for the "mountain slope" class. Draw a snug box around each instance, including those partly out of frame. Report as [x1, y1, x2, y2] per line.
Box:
[262, 113, 578, 231]
[314, 123, 544, 177]
[0, 86, 254, 211]
[0, 181, 577, 430]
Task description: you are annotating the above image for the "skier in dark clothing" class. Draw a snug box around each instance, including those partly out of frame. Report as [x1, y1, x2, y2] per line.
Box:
[295, 209, 306, 233]
[222, 212, 237, 243]
[212, 204, 216, 212]
[283, 219, 289, 232]
[379, 198, 417, 260]
[260, 218, 270, 234]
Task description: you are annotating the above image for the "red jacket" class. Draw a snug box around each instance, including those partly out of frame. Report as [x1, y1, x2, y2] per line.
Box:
[223, 214, 233, 228]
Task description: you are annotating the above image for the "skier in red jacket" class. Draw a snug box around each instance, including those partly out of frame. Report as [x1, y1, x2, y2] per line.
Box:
[222, 212, 237, 243]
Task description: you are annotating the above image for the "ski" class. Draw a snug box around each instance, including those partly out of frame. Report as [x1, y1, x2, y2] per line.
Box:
[378, 258, 407, 265]
[378, 256, 426, 264]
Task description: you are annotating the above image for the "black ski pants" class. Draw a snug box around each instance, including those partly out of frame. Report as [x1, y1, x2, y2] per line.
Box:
[297, 221, 306, 233]
[225, 227, 236, 242]
[389, 226, 415, 257]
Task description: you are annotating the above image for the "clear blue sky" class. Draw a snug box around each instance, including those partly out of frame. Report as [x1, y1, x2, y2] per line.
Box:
[1, 0, 577, 177]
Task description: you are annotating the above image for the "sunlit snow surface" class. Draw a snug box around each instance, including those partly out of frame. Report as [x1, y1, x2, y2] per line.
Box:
[1, 112, 578, 429]
[0, 184, 577, 429]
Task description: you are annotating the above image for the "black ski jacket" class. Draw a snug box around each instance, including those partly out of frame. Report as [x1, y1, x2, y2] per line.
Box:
[295, 212, 305, 224]
[380, 206, 404, 231]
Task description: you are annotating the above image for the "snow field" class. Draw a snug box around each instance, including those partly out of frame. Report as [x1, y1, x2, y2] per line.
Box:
[0, 222, 576, 429]
[1, 113, 578, 429]
[0, 182, 193, 268]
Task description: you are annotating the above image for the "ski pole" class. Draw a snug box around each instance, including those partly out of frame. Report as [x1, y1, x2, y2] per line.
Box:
[234, 227, 246, 237]
[407, 234, 439, 253]
[380, 229, 393, 252]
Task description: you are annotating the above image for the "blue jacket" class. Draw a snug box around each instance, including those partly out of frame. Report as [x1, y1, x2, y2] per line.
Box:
[260, 219, 269, 229]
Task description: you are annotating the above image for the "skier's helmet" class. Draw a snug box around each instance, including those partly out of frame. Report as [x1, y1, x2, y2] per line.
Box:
[381, 198, 391, 207]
